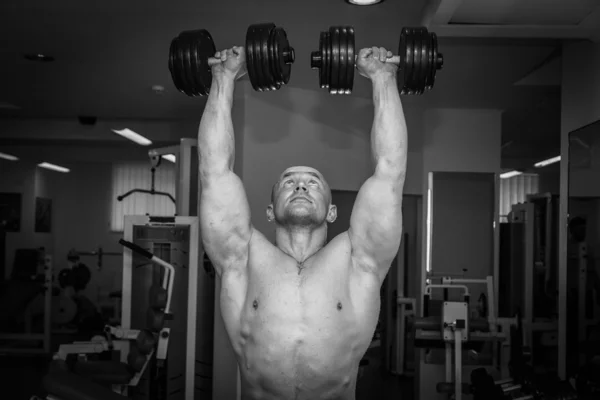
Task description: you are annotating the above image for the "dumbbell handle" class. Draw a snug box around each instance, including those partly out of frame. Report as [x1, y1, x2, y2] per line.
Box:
[310, 52, 400, 70]
[354, 54, 401, 66]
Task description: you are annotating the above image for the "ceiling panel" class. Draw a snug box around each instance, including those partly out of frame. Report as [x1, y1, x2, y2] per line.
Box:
[451, 0, 599, 25]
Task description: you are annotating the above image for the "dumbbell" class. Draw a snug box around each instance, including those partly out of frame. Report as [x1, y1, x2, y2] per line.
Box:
[310, 26, 443, 95]
[169, 23, 295, 96]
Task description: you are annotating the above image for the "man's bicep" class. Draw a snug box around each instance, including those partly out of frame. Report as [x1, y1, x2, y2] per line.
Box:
[200, 171, 252, 274]
[348, 175, 404, 275]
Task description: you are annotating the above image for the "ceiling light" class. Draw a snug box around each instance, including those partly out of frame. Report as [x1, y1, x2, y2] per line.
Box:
[500, 170, 522, 179]
[111, 128, 152, 146]
[345, 0, 383, 5]
[534, 155, 561, 168]
[0, 152, 19, 161]
[24, 53, 55, 62]
[38, 162, 69, 173]
[162, 154, 176, 163]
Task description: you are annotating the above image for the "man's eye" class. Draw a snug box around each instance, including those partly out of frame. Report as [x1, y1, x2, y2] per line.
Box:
[309, 180, 317, 184]
[285, 180, 293, 184]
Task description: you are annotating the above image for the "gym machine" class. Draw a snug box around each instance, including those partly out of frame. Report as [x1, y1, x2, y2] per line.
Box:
[0, 251, 53, 355]
[410, 274, 517, 400]
[504, 194, 561, 373]
[40, 237, 176, 400]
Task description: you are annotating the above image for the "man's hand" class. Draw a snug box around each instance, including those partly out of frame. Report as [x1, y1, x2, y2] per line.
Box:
[356, 47, 397, 81]
[211, 46, 247, 81]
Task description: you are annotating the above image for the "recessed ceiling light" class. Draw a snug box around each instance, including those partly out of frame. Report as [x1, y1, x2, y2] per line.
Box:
[38, 162, 70, 173]
[162, 154, 176, 163]
[0, 152, 19, 161]
[345, 0, 383, 5]
[24, 53, 55, 62]
[500, 170, 522, 179]
[111, 128, 153, 146]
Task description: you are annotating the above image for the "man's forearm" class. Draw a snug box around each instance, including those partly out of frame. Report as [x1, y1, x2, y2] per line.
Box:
[198, 77, 236, 178]
[370, 75, 407, 177]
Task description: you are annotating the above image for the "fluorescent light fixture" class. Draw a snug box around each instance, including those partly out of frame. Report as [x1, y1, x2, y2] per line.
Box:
[0, 152, 19, 161]
[500, 170, 522, 179]
[38, 162, 70, 173]
[345, 0, 383, 4]
[534, 155, 561, 168]
[162, 154, 176, 163]
[111, 128, 152, 146]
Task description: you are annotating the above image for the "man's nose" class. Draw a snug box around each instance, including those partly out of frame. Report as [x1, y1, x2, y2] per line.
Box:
[294, 184, 307, 193]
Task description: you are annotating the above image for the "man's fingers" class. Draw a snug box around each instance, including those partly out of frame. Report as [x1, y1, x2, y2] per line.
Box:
[359, 47, 373, 58]
[379, 47, 387, 62]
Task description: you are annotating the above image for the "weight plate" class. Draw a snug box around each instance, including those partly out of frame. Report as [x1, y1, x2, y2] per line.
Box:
[195, 30, 216, 96]
[258, 24, 273, 91]
[410, 28, 423, 95]
[256, 24, 271, 92]
[338, 27, 348, 94]
[413, 28, 425, 94]
[430, 33, 439, 89]
[275, 27, 292, 85]
[168, 38, 183, 93]
[324, 31, 331, 90]
[250, 25, 265, 91]
[321, 31, 328, 89]
[346, 27, 355, 94]
[176, 34, 194, 96]
[265, 24, 280, 89]
[269, 27, 280, 87]
[401, 28, 414, 95]
[245, 25, 259, 91]
[180, 32, 199, 96]
[424, 31, 434, 90]
[420, 28, 431, 94]
[330, 27, 340, 94]
[416, 28, 428, 94]
[188, 34, 204, 96]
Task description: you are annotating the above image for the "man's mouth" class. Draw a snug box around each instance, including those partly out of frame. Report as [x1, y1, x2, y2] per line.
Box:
[291, 196, 311, 203]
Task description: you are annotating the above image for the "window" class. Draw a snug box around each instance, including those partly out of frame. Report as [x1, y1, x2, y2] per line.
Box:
[499, 173, 539, 222]
[110, 162, 176, 232]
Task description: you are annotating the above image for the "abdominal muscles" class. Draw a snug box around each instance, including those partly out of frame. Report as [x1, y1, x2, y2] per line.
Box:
[236, 285, 371, 400]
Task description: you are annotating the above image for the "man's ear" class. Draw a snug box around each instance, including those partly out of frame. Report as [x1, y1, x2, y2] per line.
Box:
[326, 204, 337, 223]
[266, 204, 275, 222]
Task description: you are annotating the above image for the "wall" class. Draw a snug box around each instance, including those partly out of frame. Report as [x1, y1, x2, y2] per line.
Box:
[1, 160, 54, 279]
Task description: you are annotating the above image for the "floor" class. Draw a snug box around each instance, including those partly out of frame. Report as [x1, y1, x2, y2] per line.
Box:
[0, 348, 414, 400]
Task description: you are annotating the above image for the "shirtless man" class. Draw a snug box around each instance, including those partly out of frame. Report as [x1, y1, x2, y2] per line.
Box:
[198, 45, 407, 400]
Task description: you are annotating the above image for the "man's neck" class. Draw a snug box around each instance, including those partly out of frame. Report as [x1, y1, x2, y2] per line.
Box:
[275, 224, 327, 264]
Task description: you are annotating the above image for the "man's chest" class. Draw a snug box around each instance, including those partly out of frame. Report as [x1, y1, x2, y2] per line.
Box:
[243, 257, 380, 326]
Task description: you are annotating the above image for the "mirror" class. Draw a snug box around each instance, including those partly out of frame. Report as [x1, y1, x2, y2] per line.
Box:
[566, 119, 600, 378]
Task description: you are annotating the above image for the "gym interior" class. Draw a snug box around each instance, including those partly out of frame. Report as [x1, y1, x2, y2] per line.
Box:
[1, 1, 599, 399]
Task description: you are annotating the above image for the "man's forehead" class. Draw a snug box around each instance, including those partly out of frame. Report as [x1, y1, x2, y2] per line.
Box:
[280, 166, 324, 179]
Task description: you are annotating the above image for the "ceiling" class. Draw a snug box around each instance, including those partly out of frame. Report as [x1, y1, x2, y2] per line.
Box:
[0, 0, 598, 168]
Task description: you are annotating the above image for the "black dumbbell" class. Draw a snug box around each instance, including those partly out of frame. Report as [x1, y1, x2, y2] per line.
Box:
[310, 26, 443, 95]
[169, 23, 295, 97]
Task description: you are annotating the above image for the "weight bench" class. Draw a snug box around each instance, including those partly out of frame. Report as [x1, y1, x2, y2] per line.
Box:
[39, 239, 175, 400]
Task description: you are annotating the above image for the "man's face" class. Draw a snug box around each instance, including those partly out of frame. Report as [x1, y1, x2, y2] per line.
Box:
[268, 166, 336, 227]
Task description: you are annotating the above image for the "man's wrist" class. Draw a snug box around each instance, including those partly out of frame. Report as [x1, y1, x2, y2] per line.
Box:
[371, 72, 397, 87]
[212, 75, 236, 94]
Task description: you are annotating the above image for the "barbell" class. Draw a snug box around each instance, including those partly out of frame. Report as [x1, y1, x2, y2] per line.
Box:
[168, 23, 295, 96]
[310, 26, 444, 95]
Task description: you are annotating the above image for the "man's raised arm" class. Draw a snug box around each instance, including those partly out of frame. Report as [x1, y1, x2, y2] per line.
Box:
[348, 47, 407, 283]
[199, 47, 252, 277]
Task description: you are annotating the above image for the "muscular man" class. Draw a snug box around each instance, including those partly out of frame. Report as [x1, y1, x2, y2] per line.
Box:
[199, 45, 407, 400]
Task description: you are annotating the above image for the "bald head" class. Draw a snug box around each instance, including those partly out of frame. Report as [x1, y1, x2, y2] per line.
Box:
[271, 166, 330, 204]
